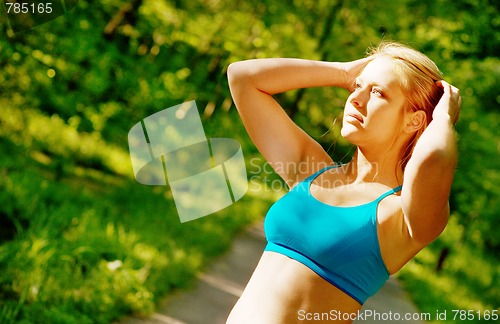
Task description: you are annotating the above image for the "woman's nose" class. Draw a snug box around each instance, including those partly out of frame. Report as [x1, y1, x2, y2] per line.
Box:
[350, 88, 368, 108]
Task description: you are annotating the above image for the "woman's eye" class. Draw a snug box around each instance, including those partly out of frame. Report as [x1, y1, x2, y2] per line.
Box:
[372, 88, 383, 96]
[355, 83, 362, 89]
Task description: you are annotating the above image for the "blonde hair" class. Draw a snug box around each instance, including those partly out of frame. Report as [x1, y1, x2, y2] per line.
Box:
[367, 42, 443, 169]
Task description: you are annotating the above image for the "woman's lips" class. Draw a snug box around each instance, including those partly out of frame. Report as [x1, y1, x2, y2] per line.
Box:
[346, 113, 363, 123]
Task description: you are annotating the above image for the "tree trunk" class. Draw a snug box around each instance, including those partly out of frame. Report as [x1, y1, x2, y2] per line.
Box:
[435, 246, 450, 273]
[104, 0, 143, 39]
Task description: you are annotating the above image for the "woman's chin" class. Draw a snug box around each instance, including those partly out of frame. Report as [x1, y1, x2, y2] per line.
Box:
[340, 125, 360, 142]
[341, 127, 368, 148]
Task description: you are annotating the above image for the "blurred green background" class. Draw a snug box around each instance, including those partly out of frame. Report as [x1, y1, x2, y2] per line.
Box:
[0, 0, 498, 323]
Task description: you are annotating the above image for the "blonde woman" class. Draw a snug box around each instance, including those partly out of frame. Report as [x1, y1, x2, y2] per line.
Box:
[226, 42, 460, 323]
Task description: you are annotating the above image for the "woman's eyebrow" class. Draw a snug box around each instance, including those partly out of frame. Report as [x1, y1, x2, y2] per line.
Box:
[356, 77, 389, 90]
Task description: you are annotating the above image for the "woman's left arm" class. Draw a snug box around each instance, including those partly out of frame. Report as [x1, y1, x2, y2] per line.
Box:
[401, 81, 461, 245]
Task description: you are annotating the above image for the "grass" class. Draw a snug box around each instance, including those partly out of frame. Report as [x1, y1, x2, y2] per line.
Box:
[398, 216, 499, 323]
[0, 105, 273, 323]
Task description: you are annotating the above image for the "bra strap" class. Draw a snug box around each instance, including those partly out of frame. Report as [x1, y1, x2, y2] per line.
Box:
[375, 185, 403, 202]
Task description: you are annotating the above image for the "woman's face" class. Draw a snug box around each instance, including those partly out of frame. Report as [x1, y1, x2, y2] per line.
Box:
[341, 57, 407, 148]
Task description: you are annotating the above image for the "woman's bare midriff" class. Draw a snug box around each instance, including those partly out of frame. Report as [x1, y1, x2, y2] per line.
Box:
[226, 251, 363, 324]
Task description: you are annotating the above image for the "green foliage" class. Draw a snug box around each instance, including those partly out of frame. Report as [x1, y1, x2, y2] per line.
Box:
[0, 0, 498, 322]
[399, 217, 499, 323]
[0, 132, 268, 323]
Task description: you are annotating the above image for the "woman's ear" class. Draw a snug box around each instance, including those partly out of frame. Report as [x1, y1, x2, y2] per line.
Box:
[404, 110, 426, 133]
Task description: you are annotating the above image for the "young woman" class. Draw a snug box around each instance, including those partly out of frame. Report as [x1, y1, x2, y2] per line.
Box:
[226, 42, 460, 323]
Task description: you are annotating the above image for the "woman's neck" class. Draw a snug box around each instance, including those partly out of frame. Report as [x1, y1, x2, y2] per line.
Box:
[346, 147, 404, 186]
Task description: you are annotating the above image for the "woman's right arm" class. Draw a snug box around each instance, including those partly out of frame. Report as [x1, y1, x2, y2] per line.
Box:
[227, 58, 370, 187]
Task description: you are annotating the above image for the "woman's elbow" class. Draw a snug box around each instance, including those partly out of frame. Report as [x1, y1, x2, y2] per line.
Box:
[227, 62, 238, 83]
[228, 60, 259, 89]
[228, 62, 249, 85]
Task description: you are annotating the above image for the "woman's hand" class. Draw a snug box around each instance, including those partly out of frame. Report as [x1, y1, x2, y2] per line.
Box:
[341, 57, 373, 92]
[434, 80, 461, 125]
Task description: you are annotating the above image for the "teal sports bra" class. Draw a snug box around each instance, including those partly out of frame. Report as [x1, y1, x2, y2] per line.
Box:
[264, 165, 402, 305]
